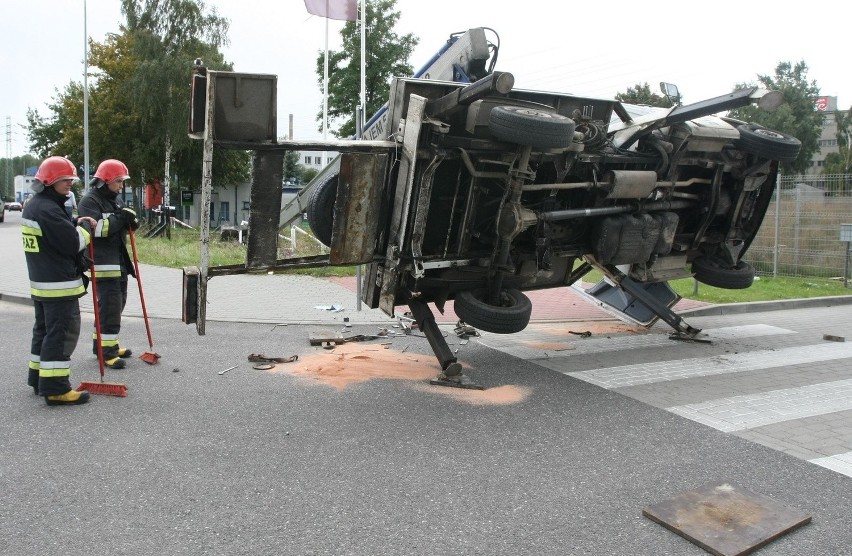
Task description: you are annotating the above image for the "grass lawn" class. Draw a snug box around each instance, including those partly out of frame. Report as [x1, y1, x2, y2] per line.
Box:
[134, 226, 851, 303]
[132, 225, 355, 277]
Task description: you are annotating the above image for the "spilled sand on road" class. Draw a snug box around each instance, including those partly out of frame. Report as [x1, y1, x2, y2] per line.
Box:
[534, 322, 645, 337]
[265, 343, 531, 405]
[518, 322, 645, 352]
[521, 341, 575, 351]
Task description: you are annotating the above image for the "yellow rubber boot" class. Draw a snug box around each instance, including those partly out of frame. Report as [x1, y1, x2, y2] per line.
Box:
[45, 390, 91, 406]
[105, 357, 126, 369]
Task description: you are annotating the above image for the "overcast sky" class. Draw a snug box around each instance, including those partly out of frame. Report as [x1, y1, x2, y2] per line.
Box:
[2, 0, 849, 158]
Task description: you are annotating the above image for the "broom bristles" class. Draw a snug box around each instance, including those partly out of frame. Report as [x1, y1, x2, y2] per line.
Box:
[77, 381, 128, 397]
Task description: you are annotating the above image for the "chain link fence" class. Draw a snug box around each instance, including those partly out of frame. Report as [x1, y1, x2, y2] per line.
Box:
[745, 174, 852, 278]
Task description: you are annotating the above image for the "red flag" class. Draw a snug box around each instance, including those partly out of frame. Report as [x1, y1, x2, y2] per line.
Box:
[304, 0, 358, 21]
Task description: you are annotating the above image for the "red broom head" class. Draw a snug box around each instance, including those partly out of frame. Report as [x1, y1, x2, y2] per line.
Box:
[77, 382, 128, 397]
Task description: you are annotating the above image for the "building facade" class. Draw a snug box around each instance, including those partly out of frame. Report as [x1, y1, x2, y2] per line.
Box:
[807, 95, 841, 175]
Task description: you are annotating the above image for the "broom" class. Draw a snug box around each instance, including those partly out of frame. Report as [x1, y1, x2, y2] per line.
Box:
[128, 226, 161, 364]
[78, 240, 128, 397]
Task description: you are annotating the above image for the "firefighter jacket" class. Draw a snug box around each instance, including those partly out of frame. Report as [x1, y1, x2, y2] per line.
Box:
[21, 187, 91, 301]
[78, 187, 135, 280]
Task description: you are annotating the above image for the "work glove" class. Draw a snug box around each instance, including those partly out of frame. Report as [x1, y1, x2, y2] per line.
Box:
[121, 207, 140, 231]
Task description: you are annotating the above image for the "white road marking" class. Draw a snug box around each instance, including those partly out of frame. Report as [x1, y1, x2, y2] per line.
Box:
[566, 342, 852, 389]
[666, 378, 852, 432]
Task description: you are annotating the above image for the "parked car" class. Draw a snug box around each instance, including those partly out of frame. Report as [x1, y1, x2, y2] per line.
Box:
[6, 201, 22, 211]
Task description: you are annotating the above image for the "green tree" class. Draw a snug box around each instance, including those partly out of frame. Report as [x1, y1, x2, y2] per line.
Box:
[727, 61, 823, 174]
[822, 106, 852, 177]
[26, 83, 86, 161]
[121, 0, 248, 197]
[284, 150, 301, 183]
[0, 155, 39, 200]
[26, 1, 250, 203]
[615, 83, 673, 108]
[316, 0, 418, 138]
[300, 167, 319, 184]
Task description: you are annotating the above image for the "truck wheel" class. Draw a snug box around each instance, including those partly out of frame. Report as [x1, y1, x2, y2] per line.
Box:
[488, 106, 577, 150]
[734, 124, 801, 162]
[692, 257, 755, 289]
[454, 288, 532, 334]
[306, 172, 338, 247]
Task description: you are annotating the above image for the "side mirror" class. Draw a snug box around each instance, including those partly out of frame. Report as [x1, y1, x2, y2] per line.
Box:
[660, 82, 681, 106]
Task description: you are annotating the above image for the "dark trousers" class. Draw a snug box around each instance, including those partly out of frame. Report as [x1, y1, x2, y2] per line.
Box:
[29, 298, 81, 396]
[91, 279, 128, 360]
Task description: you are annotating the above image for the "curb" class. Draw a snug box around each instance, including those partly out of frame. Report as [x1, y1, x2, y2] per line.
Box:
[678, 294, 852, 317]
[5, 291, 852, 322]
[0, 293, 33, 307]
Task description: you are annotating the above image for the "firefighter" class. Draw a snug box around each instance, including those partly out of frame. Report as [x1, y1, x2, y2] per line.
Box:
[78, 159, 140, 369]
[22, 157, 97, 406]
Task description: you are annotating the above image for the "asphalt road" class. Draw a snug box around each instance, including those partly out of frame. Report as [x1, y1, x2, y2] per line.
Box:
[2, 300, 850, 555]
[2, 207, 851, 555]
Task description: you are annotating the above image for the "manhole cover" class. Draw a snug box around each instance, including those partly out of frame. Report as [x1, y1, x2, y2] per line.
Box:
[643, 481, 811, 556]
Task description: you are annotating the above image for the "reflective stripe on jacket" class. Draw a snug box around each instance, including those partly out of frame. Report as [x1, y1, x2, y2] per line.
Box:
[78, 188, 134, 280]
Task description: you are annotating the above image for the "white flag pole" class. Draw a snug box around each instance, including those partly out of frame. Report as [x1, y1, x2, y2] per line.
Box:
[360, 0, 366, 116]
[83, 0, 90, 190]
[356, 0, 366, 310]
[322, 0, 330, 167]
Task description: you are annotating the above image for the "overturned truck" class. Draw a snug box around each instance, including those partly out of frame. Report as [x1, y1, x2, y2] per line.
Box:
[185, 28, 801, 388]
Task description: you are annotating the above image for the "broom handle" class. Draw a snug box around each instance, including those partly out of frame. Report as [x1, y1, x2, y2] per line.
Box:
[88, 241, 106, 380]
[128, 227, 154, 349]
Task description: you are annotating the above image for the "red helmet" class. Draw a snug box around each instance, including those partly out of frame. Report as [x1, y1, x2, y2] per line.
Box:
[34, 156, 77, 186]
[93, 159, 130, 184]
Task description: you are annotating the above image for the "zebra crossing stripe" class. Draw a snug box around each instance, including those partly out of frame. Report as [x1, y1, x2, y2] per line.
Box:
[667, 378, 852, 432]
[809, 451, 852, 477]
[566, 342, 852, 389]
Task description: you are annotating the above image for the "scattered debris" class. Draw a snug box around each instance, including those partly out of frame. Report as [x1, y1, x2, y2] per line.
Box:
[823, 334, 846, 342]
[218, 365, 238, 375]
[396, 313, 417, 333]
[568, 330, 592, 337]
[309, 328, 381, 347]
[669, 332, 712, 344]
[248, 354, 299, 364]
[314, 304, 344, 312]
[454, 321, 480, 339]
[377, 327, 405, 337]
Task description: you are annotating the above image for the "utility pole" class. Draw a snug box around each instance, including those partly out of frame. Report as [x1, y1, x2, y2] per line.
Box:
[5, 117, 11, 200]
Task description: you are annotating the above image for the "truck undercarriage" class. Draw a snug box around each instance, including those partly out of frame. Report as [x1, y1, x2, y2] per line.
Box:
[185, 28, 800, 388]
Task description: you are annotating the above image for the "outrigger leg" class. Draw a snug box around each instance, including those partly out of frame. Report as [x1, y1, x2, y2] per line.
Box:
[407, 299, 484, 390]
[617, 275, 704, 341]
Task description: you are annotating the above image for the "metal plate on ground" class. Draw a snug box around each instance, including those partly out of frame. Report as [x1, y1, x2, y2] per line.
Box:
[642, 481, 811, 556]
[308, 328, 344, 347]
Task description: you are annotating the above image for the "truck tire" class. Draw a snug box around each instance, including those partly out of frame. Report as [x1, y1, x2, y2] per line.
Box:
[734, 124, 801, 162]
[692, 257, 755, 289]
[454, 288, 532, 334]
[488, 106, 577, 150]
[306, 172, 338, 247]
